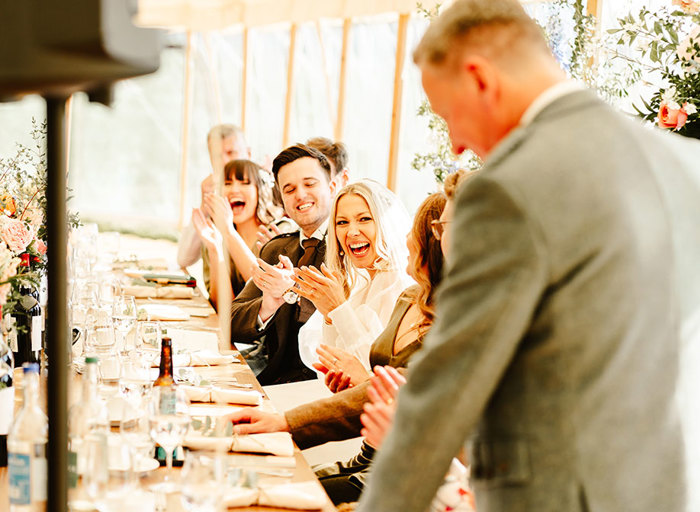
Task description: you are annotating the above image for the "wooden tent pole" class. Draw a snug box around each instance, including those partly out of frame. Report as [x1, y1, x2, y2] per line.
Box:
[241, 27, 249, 132]
[204, 32, 223, 124]
[64, 94, 73, 177]
[386, 13, 409, 192]
[177, 30, 194, 231]
[282, 23, 298, 148]
[335, 18, 351, 141]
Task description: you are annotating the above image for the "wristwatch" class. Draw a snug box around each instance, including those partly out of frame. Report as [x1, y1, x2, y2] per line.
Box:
[282, 287, 299, 305]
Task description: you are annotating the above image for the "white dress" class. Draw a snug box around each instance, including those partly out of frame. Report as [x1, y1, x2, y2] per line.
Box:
[298, 268, 415, 372]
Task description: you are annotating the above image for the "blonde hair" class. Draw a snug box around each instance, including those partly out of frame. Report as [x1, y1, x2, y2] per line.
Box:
[326, 180, 411, 295]
[413, 0, 548, 67]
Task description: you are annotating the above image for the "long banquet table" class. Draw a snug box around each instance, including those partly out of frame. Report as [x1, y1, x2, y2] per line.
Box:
[0, 278, 336, 512]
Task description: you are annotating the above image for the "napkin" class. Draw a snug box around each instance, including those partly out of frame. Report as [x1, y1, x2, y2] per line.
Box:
[257, 481, 327, 510]
[231, 432, 294, 457]
[221, 487, 259, 508]
[182, 434, 232, 452]
[151, 350, 235, 368]
[122, 284, 194, 299]
[181, 385, 262, 406]
[139, 304, 190, 321]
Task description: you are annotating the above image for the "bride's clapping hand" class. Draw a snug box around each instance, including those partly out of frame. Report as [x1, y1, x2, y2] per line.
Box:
[203, 193, 233, 232]
[292, 263, 346, 318]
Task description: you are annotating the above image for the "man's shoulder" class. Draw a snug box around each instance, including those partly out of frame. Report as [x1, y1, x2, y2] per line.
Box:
[259, 230, 302, 260]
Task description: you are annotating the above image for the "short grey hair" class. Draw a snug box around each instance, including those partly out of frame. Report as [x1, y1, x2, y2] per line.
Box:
[207, 123, 245, 146]
[413, 0, 547, 66]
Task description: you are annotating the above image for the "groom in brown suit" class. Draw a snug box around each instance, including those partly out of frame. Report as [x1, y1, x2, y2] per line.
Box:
[230, 144, 333, 384]
[358, 1, 700, 511]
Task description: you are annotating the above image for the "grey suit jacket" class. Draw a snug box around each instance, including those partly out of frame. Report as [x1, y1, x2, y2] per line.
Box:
[358, 90, 700, 512]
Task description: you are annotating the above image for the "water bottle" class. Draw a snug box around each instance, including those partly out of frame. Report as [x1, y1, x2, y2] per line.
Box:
[8, 362, 47, 511]
[68, 356, 109, 504]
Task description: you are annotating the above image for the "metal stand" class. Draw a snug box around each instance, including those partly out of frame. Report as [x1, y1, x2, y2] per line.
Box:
[46, 96, 68, 512]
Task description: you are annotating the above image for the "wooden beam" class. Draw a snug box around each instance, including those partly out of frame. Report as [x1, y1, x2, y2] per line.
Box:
[64, 94, 73, 177]
[203, 32, 223, 125]
[241, 27, 249, 132]
[386, 13, 409, 193]
[335, 18, 351, 141]
[282, 23, 298, 148]
[586, 0, 602, 18]
[177, 31, 194, 231]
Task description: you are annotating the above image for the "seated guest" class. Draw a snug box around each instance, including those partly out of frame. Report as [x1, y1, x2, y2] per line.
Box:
[229, 144, 334, 384]
[257, 136, 350, 248]
[178, 124, 250, 269]
[294, 179, 414, 373]
[192, 159, 283, 308]
[225, 191, 448, 479]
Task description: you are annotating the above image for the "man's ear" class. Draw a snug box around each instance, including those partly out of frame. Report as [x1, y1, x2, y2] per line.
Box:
[339, 169, 350, 188]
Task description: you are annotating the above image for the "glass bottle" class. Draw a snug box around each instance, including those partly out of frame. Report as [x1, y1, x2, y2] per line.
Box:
[153, 336, 174, 388]
[68, 356, 109, 505]
[0, 332, 14, 467]
[8, 362, 47, 512]
[11, 286, 42, 368]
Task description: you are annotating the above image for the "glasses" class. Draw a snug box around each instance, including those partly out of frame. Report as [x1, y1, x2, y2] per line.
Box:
[431, 219, 451, 241]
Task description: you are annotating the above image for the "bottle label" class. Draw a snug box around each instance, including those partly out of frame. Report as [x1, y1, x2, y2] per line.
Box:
[68, 450, 78, 488]
[0, 387, 13, 435]
[31, 443, 49, 502]
[31, 316, 42, 351]
[31, 443, 47, 502]
[9, 452, 31, 505]
[159, 388, 177, 415]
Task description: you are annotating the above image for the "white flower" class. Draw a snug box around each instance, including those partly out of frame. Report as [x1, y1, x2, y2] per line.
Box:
[662, 87, 679, 103]
[683, 103, 698, 115]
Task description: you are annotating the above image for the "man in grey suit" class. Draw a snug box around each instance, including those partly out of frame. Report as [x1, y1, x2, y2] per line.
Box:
[357, 1, 700, 511]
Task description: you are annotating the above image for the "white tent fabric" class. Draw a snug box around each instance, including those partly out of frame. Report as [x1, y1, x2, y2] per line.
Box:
[135, 0, 444, 30]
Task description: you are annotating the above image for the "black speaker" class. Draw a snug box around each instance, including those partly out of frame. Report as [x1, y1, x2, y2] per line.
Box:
[0, 0, 161, 101]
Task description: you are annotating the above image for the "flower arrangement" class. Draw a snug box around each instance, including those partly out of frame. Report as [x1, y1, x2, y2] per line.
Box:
[0, 120, 50, 314]
[606, 1, 700, 138]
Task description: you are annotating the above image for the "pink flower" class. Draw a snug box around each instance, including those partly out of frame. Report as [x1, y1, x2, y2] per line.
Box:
[658, 101, 690, 130]
[0, 217, 33, 253]
[677, 26, 700, 66]
[672, 0, 700, 13]
[35, 239, 47, 255]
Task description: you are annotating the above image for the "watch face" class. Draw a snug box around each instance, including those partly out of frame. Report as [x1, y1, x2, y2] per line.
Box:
[283, 289, 298, 305]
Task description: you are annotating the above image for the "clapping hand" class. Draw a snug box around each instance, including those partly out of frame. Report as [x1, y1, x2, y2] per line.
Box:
[313, 344, 370, 390]
[255, 223, 283, 250]
[253, 255, 296, 321]
[203, 193, 234, 233]
[361, 366, 406, 448]
[192, 208, 223, 250]
[292, 263, 346, 318]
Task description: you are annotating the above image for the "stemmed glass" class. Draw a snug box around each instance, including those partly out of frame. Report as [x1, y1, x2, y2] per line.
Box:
[181, 452, 225, 512]
[148, 386, 190, 493]
[112, 294, 137, 353]
[136, 321, 161, 368]
[120, 396, 155, 478]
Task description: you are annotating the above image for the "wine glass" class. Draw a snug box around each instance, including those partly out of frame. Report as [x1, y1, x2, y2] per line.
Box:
[120, 397, 154, 478]
[112, 295, 137, 353]
[148, 386, 190, 493]
[181, 452, 225, 512]
[136, 321, 161, 368]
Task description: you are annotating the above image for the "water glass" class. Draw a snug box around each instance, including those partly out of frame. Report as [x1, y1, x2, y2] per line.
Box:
[112, 295, 137, 353]
[181, 452, 225, 512]
[120, 356, 151, 404]
[96, 347, 122, 386]
[148, 386, 190, 493]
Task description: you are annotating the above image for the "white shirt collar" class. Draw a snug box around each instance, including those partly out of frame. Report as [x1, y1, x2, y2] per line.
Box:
[519, 80, 586, 128]
[299, 218, 329, 248]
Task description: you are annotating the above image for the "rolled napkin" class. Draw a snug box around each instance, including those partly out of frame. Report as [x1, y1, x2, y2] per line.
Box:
[231, 432, 294, 457]
[257, 482, 327, 510]
[151, 350, 235, 368]
[181, 385, 262, 406]
[222, 482, 326, 510]
[221, 487, 259, 508]
[122, 284, 194, 299]
[139, 303, 190, 321]
[182, 434, 232, 452]
[211, 388, 262, 406]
